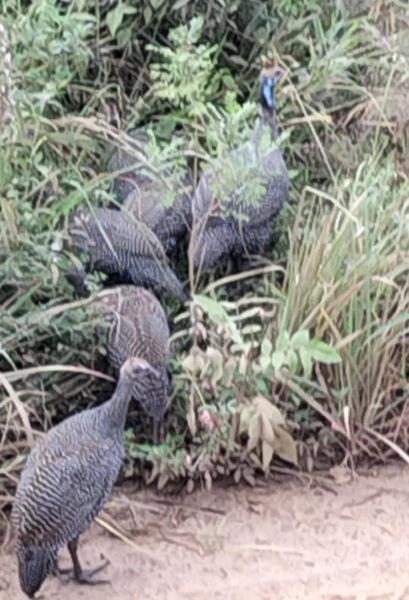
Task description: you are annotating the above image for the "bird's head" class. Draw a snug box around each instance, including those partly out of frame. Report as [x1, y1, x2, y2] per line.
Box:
[259, 62, 286, 112]
[17, 545, 55, 598]
[120, 356, 160, 382]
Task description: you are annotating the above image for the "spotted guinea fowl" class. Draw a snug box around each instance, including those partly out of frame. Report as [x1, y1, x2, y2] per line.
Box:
[190, 63, 289, 273]
[94, 285, 171, 421]
[12, 357, 157, 599]
[107, 127, 193, 257]
[68, 206, 187, 301]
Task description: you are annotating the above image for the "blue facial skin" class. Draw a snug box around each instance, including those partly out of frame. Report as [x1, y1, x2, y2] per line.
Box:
[261, 77, 277, 110]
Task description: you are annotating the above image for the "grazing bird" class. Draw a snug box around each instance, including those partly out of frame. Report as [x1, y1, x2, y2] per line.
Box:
[107, 127, 193, 256]
[12, 357, 157, 598]
[94, 285, 171, 421]
[190, 64, 289, 273]
[68, 206, 188, 302]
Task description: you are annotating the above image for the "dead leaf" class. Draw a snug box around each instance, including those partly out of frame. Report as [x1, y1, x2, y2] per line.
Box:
[262, 440, 274, 471]
[274, 426, 298, 466]
[247, 414, 261, 451]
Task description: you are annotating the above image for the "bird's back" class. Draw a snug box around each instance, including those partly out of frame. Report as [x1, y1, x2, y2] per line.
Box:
[108, 127, 193, 254]
[12, 407, 123, 552]
[95, 285, 171, 419]
[193, 137, 288, 225]
[68, 207, 187, 301]
[96, 285, 170, 369]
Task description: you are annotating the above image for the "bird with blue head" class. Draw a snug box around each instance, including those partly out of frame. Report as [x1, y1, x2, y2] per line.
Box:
[190, 60, 289, 274]
[259, 62, 285, 113]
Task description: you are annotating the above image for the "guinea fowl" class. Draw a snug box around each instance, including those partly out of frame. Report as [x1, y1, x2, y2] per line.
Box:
[12, 357, 157, 599]
[68, 206, 188, 302]
[190, 64, 289, 273]
[94, 285, 171, 422]
[107, 127, 193, 256]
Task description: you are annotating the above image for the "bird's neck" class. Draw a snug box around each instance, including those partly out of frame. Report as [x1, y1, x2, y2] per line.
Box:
[103, 376, 133, 432]
[254, 106, 278, 146]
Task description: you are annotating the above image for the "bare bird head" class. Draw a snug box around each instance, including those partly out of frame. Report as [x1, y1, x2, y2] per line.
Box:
[120, 356, 159, 381]
[120, 357, 168, 421]
[17, 545, 56, 598]
[259, 62, 286, 113]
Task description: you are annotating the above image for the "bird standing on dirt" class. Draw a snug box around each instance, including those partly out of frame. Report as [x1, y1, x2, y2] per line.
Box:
[190, 63, 289, 273]
[12, 357, 157, 598]
[95, 285, 171, 422]
[68, 206, 188, 302]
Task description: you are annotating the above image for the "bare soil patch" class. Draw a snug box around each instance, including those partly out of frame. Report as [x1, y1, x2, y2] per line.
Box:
[2, 464, 409, 600]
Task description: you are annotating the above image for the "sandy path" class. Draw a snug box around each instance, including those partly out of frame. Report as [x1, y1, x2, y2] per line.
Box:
[2, 464, 409, 600]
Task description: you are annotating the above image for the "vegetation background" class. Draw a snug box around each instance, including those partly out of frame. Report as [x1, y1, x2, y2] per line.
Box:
[0, 0, 408, 526]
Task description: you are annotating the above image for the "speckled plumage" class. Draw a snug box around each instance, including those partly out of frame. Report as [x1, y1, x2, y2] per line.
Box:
[12, 358, 155, 598]
[68, 207, 187, 301]
[190, 68, 289, 272]
[95, 285, 171, 420]
[107, 128, 193, 256]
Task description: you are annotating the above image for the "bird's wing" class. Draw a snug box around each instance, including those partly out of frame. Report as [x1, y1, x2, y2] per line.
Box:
[16, 437, 121, 548]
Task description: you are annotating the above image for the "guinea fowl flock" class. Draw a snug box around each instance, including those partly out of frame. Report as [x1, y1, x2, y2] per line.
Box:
[12, 64, 289, 598]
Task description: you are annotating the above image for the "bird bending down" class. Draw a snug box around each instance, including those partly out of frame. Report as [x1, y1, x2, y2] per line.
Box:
[95, 285, 171, 422]
[190, 63, 289, 274]
[107, 127, 193, 257]
[68, 206, 188, 302]
[12, 357, 157, 598]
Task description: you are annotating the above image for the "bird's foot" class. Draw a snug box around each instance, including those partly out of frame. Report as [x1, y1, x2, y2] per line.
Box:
[57, 558, 111, 586]
[74, 558, 111, 586]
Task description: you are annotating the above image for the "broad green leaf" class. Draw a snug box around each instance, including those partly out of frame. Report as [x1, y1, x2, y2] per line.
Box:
[193, 294, 229, 322]
[307, 339, 342, 364]
[276, 330, 290, 352]
[272, 350, 285, 371]
[172, 0, 191, 10]
[261, 338, 273, 356]
[106, 2, 137, 38]
[287, 349, 299, 372]
[144, 6, 152, 24]
[259, 353, 271, 371]
[291, 329, 310, 348]
[300, 347, 313, 377]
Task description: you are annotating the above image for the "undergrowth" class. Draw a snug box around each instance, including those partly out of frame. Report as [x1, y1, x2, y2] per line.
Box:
[0, 0, 408, 511]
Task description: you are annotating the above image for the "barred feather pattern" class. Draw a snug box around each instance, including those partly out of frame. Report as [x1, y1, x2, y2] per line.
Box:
[95, 286, 171, 419]
[68, 207, 187, 301]
[108, 127, 193, 256]
[191, 120, 289, 272]
[12, 361, 147, 598]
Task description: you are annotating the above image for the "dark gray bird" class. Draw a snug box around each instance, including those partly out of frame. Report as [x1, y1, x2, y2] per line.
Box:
[94, 285, 171, 421]
[68, 206, 188, 302]
[107, 127, 193, 256]
[12, 357, 157, 598]
[190, 64, 289, 273]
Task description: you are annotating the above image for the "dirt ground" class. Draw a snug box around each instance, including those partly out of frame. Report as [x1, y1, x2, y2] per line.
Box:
[2, 464, 409, 600]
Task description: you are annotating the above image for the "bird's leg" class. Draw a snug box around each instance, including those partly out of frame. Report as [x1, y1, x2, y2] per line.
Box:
[67, 537, 111, 586]
[152, 417, 165, 444]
